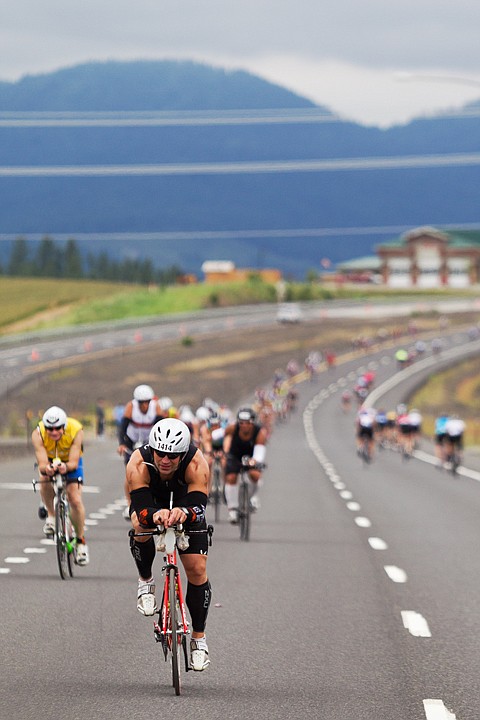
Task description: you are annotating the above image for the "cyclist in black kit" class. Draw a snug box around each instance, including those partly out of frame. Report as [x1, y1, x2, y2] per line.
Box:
[222, 407, 267, 523]
[127, 418, 212, 672]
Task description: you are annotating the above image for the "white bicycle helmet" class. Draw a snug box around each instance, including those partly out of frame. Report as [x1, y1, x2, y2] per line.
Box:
[159, 396, 174, 411]
[179, 405, 196, 425]
[42, 406, 67, 428]
[196, 406, 211, 422]
[149, 418, 191, 453]
[133, 384, 154, 402]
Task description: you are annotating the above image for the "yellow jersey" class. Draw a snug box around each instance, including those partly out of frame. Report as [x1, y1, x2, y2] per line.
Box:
[37, 417, 83, 461]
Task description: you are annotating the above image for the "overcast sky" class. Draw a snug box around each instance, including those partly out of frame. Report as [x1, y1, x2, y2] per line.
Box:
[2, 0, 480, 127]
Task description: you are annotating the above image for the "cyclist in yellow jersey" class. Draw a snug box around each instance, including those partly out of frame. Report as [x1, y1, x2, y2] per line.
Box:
[32, 405, 89, 566]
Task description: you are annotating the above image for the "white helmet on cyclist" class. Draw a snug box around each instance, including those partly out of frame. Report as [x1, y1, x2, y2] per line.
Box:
[149, 418, 191, 453]
[42, 406, 67, 428]
[179, 405, 196, 425]
[159, 396, 174, 411]
[196, 406, 211, 422]
[133, 384, 154, 402]
[203, 397, 219, 412]
[237, 407, 256, 423]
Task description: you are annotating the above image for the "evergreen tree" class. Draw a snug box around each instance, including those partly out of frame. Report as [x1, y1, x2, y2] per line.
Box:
[8, 237, 32, 276]
[64, 238, 84, 278]
[35, 236, 58, 277]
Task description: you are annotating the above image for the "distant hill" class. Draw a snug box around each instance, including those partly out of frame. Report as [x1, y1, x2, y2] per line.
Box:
[0, 60, 479, 278]
[0, 60, 318, 111]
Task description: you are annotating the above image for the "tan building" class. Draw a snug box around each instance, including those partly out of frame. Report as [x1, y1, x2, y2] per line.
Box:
[201, 260, 282, 284]
[377, 226, 480, 288]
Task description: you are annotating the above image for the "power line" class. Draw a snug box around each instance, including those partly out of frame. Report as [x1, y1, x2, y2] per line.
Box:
[2, 152, 480, 177]
[1, 222, 479, 243]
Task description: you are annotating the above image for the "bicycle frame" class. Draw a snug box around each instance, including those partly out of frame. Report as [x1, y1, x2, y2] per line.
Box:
[238, 457, 265, 541]
[33, 471, 77, 579]
[155, 527, 190, 659]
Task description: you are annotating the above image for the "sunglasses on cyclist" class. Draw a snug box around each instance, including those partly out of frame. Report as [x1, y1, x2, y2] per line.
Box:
[153, 449, 183, 460]
[46, 425, 65, 431]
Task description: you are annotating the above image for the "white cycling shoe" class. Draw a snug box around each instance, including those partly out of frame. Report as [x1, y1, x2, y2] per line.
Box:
[137, 579, 157, 616]
[43, 517, 55, 537]
[250, 495, 261, 512]
[228, 509, 239, 524]
[76, 543, 89, 566]
[190, 637, 210, 671]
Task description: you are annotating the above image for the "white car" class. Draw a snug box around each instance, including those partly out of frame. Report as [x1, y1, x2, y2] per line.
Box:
[276, 303, 303, 324]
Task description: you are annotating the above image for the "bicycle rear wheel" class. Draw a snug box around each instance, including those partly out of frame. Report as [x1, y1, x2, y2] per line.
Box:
[239, 478, 250, 541]
[212, 465, 221, 523]
[169, 567, 181, 695]
[55, 497, 70, 580]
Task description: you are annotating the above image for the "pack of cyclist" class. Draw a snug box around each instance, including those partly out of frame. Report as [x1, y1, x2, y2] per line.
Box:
[30, 324, 470, 680]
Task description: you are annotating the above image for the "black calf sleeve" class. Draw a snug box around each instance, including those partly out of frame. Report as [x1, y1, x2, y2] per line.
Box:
[186, 580, 212, 633]
[130, 538, 156, 579]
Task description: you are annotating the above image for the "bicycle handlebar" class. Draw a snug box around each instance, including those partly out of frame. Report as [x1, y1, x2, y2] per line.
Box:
[241, 455, 266, 470]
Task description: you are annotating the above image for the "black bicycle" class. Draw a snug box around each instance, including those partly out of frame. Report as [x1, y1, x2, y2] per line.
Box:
[33, 465, 77, 579]
[238, 456, 265, 541]
[209, 450, 224, 523]
[358, 436, 372, 466]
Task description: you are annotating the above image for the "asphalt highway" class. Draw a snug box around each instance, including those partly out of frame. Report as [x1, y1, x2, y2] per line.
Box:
[0, 324, 479, 719]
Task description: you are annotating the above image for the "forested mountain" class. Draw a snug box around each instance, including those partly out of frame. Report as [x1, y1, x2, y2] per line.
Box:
[0, 60, 479, 278]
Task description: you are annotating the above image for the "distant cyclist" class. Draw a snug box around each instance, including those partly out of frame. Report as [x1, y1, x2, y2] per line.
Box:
[118, 385, 163, 518]
[223, 407, 267, 523]
[32, 405, 89, 566]
[434, 412, 450, 467]
[355, 407, 375, 461]
[444, 415, 465, 467]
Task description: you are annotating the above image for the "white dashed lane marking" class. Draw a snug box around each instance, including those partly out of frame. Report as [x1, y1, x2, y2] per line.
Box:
[368, 537, 388, 550]
[384, 565, 408, 583]
[402, 611, 432, 638]
[423, 699, 456, 719]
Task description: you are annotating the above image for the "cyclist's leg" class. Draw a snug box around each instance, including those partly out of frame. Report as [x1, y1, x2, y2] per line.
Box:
[130, 511, 157, 614]
[66, 477, 86, 540]
[180, 540, 211, 670]
[38, 472, 55, 530]
[247, 467, 263, 508]
[224, 454, 241, 521]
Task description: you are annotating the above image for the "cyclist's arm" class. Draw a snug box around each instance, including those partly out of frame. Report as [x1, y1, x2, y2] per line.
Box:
[127, 451, 158, 527]
[66, 429, 83, 472]
[200, 425, 212, 455]
[118, 402, 134, 449]
[164, 450, 210, 526]
[31, 427, 52, 475]
[222, 424, 234, 454]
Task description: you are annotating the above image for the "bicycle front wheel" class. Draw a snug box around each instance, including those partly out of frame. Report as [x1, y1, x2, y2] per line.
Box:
[239, 479, 250, 541]
[169, 568, 181, 695]
[55, 497, 70, 580]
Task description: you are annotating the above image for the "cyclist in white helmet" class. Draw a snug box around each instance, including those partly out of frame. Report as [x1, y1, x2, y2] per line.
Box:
[127, 418, 212, 672]
[118, 385, 163, 518]
[31, 405, 89, 566]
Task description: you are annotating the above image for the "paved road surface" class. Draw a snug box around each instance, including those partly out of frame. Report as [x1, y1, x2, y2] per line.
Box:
[0, 326, 478, 719]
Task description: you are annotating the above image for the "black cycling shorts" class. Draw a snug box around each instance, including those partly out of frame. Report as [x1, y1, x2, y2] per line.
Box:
[225, 453, 245, 476]
[357, 426, 373, 439]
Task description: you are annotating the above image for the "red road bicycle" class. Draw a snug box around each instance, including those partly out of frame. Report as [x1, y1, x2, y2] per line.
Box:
[129, 513, 213, 695]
